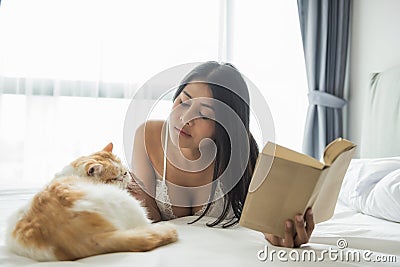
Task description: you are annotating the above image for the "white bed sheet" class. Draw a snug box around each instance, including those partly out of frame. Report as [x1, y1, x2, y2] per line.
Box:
[0, 190, 399, 267]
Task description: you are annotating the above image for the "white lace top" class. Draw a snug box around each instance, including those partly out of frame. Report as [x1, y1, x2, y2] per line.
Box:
[155, 124, 234, 221]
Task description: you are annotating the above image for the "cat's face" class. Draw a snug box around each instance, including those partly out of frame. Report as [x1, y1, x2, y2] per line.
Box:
[68, 143, 130, 189]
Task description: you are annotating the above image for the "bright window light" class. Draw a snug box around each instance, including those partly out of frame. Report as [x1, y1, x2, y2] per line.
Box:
[0, 0, 308, 189]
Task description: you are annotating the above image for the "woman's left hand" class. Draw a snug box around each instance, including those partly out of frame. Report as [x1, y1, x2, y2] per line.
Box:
[263, 208, 314, 248]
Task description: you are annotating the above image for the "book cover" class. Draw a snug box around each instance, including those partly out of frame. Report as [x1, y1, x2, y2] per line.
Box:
[239, 138, 356, 238]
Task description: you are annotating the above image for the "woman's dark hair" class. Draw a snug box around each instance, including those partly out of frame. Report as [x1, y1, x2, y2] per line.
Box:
[172, 61, 259, 227]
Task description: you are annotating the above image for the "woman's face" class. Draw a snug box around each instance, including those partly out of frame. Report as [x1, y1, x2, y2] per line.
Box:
[169, 82, 216, 149]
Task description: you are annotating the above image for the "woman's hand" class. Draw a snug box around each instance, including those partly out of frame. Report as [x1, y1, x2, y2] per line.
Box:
[127, 172, 162, 223]
[263, 208, 314, 248]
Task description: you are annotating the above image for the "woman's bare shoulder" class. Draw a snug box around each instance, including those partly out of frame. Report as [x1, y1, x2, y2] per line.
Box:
[137, 120, 165, 154]
[136, 120, 164, 134]
[141, 120, 165, 139]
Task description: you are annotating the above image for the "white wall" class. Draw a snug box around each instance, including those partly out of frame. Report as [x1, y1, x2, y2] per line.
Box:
[349, 0, 400, 157]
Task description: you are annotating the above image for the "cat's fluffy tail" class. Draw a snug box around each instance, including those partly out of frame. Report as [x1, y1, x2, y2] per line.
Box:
[95, 222, 177, 252]
[63, 222, 178, 260]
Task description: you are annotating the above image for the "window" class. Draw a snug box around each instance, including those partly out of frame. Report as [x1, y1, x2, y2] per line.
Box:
[231, 0, 308, 150]
[0, 0, 307, 189]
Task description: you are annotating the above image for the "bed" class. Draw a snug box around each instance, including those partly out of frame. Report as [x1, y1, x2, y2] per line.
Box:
[0, 194, 399, 267]
[1, 66, 399, 266]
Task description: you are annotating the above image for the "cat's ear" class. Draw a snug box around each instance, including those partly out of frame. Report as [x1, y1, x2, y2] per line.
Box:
[103, 143, 113, 153]
[87, 164, 103, 176]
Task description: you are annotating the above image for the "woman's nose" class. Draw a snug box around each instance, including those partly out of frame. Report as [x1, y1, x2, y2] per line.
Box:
[180, 107, 196, 126]
[180, 112, 193, 126]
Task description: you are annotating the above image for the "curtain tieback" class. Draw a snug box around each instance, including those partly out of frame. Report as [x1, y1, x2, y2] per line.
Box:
[308, 91, 347, 108]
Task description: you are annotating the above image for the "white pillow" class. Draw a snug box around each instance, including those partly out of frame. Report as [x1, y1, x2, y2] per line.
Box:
[339, 157, 400, 222]
[364, 169, 400, 222]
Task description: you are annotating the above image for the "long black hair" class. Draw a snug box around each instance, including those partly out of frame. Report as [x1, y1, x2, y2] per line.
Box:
[172, 61, 259, 227]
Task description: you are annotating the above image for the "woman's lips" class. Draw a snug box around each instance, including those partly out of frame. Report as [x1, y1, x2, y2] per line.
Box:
[174, 126, 191, 137]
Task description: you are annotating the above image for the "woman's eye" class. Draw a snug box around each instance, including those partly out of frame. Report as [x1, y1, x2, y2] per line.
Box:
[179, 100, 190, 107]
[199, 113, 211, 120]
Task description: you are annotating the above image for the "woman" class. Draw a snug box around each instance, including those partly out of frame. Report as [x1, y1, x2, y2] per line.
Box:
[130, 61, 314, 248]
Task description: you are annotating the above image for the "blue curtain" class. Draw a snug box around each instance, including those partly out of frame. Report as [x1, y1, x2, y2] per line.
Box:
[297, 0, 351, 159]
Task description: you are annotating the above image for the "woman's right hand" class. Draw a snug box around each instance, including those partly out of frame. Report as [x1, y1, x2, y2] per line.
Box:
[263, 208, 314, 248]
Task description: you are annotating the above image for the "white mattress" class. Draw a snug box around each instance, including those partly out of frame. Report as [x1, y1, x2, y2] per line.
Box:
[0, 190, 399, 267]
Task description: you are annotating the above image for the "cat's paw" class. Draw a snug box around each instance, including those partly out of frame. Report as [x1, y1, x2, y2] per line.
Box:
[152, 222, 178, 244]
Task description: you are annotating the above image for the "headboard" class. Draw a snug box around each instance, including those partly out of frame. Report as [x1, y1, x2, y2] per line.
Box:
[360, 65, 400, 158]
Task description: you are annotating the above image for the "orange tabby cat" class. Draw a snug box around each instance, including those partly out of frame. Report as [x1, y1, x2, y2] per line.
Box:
[6, 143, 178, 261]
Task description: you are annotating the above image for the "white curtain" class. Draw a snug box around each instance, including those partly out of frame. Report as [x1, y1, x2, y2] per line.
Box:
[0, 0, 218, 189]
[0, 94, 133, 189]
[231, 0, 308, 151]
[0, 0, 307, 189]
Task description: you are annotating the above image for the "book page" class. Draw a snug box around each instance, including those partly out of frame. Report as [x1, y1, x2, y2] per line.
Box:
[240, 156, 321, 238]
[262, 142, 324, 169]
[312, 147, 356, 222]
[323, 138, 356, 166]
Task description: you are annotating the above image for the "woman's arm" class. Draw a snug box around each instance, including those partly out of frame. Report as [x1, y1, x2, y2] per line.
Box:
[263, 208, 314, 248]
[130, 122, 162, 222]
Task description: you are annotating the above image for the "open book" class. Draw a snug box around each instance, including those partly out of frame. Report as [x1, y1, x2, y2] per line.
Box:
[239, 138, 356, 238]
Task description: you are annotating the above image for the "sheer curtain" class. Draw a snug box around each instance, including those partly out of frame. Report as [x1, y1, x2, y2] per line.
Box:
[0, 0, 307, 190]
[0, 0, 219, 189]
[231, 0, 308, 151]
